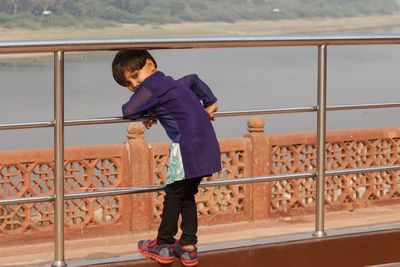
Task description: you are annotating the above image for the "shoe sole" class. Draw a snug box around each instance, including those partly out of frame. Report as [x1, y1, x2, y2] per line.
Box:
[138, 248, 174, 264]
[180, 258, 199, 266]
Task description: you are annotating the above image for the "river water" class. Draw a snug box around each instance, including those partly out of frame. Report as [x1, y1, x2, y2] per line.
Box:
[0, 34, 399, 151]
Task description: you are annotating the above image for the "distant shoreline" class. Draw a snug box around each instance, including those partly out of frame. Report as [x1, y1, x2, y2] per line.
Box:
[1, 14, 400, 41]
[1, 14, 400, 63]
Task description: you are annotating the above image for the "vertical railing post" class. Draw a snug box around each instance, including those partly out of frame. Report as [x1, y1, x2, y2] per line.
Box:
[314, 44, 327, 238]
[126, 123, 154, 231]
[245, 117, 271, 220]
[52, 50, 67, 267]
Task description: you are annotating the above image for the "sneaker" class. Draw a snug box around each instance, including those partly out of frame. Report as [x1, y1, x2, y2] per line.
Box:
[174, 241, 198, 266]
[137, 239, 174, 264]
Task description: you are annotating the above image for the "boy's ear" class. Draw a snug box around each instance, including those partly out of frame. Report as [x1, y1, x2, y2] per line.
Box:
[146, 59, 156, 71]
[146, 59, 153, 66]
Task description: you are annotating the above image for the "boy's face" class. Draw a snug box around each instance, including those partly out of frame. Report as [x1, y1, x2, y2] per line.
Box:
[124, 59, 156, 93]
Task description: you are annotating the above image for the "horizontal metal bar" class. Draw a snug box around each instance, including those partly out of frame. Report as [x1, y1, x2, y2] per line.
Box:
[64, 185, 165, 199]
[2, 102, 399, 131]
[63, 172, 316, 200]
[216, 107, 316, 117]
[0, 121, 55, 130]
[326, 164, 400, 176]
[65, 117, 129, 126]
[1, 164, 399, 206]
[0, 195, 54, 206]
[1, 34, 400, 54]
[0, 117, 140, 131]
[1, 107, 317, 130]
[327, 103, 400, 111]
[0, 172, 314, 206]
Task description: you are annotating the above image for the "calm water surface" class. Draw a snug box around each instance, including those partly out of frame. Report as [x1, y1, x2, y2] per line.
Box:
[0, 43, 399, 151]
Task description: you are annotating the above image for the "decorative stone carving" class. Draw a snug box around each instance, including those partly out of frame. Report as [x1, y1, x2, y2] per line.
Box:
[127, 123, 145, 140]
[247, 117, 265, 134]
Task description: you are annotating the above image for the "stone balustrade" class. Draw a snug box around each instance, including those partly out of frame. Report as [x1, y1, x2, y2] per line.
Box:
[0, 118, 399, 244]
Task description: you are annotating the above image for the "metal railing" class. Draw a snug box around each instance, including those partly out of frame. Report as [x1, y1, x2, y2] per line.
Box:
[1, 35, 400, 266]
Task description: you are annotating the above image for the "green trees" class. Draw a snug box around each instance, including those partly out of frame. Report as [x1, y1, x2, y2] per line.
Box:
[0, 0, 399, 28]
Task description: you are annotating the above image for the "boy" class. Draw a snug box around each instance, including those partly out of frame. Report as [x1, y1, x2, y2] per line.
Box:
[112, 50, 221, 266]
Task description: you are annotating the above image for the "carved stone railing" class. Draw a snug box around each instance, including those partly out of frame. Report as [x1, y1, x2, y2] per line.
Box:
[0, 118, 398, 244]
[0, 144, 131, 243]
[269, 127, 400, 216]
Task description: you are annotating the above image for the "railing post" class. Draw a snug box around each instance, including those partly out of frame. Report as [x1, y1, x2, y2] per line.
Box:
[52, 50, 67, 267]
[126, 123, 153, 231]
[245, 117, 271, 220]
[314, 44, 327, 238]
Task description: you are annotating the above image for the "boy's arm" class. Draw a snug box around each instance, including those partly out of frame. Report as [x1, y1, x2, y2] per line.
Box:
[122, 87, 157, 120]
[178, 74, 217, 108]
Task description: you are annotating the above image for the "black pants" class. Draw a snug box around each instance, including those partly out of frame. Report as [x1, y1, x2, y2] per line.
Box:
[157, 177, 203, 246]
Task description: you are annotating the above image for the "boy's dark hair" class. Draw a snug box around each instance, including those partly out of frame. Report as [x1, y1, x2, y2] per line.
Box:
[112, 50, 158, 87]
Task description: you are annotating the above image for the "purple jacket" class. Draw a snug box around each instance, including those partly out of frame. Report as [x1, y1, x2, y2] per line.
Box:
[122, 71, 221, 179]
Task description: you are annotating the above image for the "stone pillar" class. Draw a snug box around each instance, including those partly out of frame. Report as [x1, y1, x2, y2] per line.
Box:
[245, 117, 271, 220]
[126, 123, 153, 231]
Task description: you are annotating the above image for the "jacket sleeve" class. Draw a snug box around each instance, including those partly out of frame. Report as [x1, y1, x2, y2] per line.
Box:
[178, 74, 217, 108]
[121, 86, 157, 120]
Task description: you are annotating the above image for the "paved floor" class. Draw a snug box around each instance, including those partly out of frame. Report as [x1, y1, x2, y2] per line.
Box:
[1, 204, 400, 267]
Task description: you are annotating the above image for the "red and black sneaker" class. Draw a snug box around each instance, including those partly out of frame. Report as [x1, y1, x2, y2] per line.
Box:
[174, 241, 198, 266]
[137, 239, 174, 264]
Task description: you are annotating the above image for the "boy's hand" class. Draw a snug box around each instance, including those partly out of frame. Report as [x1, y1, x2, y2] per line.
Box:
[205, 102, 218, 121]
[143, 112, 157, 129]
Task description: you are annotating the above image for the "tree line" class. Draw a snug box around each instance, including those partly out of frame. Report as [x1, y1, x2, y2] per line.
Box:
[0, 0, 399, 29]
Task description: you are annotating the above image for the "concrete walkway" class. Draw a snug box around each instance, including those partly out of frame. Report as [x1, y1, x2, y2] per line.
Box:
[1, 204, 399, 267]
